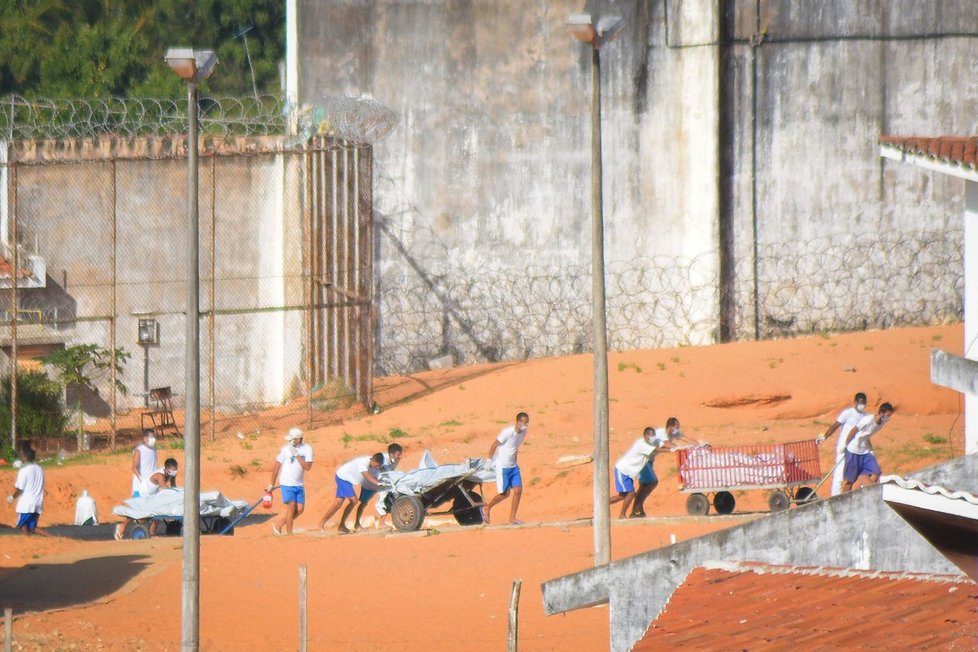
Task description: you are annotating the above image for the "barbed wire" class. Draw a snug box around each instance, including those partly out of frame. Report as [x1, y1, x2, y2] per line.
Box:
[374, 229, 963, 375]
[0, 94, 398, 143]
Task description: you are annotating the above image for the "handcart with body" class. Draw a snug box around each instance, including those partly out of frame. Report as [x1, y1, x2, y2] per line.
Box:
[676, 439, 823, 515]
[382, 454, 494, 532]
[112, 488, 252, 539]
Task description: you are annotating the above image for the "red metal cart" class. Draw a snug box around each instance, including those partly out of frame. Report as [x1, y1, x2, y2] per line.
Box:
[676, 439, 822, 515]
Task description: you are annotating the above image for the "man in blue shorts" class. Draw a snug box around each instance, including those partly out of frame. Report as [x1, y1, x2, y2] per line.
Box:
[841, 402, 894, 493]
[10, 447, 44, 534]
[610, 418, 684, 519]
[482, 411, 529, 526]
[267, 427, 314, 536]
[318, 452, 387, 533]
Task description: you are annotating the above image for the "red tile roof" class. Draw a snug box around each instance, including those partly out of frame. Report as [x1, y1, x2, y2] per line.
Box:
[634, 561, 977, 650]
[879, 136, 978, 169]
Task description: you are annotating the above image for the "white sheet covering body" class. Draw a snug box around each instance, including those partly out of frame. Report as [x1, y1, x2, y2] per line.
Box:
[112, 489, 248, 520]
[385, 456, 495, 497]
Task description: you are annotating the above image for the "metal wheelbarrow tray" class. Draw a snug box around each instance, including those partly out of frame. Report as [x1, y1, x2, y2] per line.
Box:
[383, 457, 495, 532]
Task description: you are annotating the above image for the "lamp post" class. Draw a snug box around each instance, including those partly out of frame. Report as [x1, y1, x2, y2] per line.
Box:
[567, 14, 624, 568]
[165, 46, 217, 652]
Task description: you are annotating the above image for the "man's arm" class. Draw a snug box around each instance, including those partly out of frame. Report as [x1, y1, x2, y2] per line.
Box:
[488, 440, 501, 459]
[131, 449, 141, 479]
[293, 447, 313, 471]
[817, 421, 842, 444]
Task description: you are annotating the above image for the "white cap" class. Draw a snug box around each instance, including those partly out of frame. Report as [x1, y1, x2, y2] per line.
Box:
[284, 427, 304, 442]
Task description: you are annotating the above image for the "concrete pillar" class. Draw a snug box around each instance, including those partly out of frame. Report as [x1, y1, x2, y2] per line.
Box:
[964, 180, 978, 454]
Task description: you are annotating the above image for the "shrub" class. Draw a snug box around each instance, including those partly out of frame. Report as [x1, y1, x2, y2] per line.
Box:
[0, 370, 69, 446]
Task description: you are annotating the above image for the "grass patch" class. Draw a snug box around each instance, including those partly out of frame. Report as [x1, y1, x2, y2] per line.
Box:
[439, 420, 462, 427]
[670, 356, 680, 364]
[922, 432, 947, 445]
[389, 427, 410, 439]
[341, 432, 393, 447]
[228, 464, 248, 478]
[617, 361, 642, 373]
[555, 469, 570, 479]
[250, 458, 263, 468]
[529, 476, 541, 486]
[932, 334, 943, 342]
[657, 362, 666, 371]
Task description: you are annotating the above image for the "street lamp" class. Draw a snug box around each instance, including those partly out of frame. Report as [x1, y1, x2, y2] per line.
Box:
[165, 46, 217, 652]
[567, 14, 624, 567]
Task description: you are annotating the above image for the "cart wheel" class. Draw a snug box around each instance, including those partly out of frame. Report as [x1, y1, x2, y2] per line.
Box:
[768, 490, 790, 512]
[391, 495, 426, 532]
[794, 486, 818, 505]
[453, 490, 484, 526]
[130, 524, 149, 540]
[686, 493, 710, 516]
[713, 491, 736, 515]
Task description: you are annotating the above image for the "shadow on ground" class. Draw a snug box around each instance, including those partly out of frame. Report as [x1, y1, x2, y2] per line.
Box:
[0, 554, 151, 612]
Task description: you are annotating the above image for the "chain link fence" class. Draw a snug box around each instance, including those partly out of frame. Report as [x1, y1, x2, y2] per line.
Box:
[1, 96, 381, 454]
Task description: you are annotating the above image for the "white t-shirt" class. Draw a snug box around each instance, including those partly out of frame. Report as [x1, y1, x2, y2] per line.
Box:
[14, 463, 44, 514]
[132, 443, 158, 493]
[834, 407, 865, 456]
[139, 468, 167, 496]
[494, 425, 527, 469]
[382, 452, 400, 473]
[615, 434, 666, 478]
[336, 456, 371, 485]
[276, 443, 313, 487]
[846, 414, 886, 455]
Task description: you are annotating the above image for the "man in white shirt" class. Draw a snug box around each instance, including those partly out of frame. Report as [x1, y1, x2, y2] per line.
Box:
[841, 402, 894, 493]
[816, 392, 868, 496]
[371, 443, 404, 529]
[267, 428, 313, 536]
[611, 418, 683, 519]
[131, 430, 158, 497]
[482, 411, 529, 526]
[10, 447, 44, 534]
[318, 452, 387, 533]
[114, 458, 178, 540]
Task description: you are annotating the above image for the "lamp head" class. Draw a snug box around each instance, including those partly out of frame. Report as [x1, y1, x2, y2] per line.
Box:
[567, 14, 625, 48]
[165, 47, 219, 82]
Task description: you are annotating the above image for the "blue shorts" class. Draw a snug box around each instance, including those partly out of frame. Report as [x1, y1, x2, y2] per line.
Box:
[280, 485, 305, 504]
[843, 452, 882, 483]
[497, 466, 523, 493]
[132, 490, 141, 498]
[16, 512, 40, 531]
[335, 476, 357, 499]
[614, 467, 635, 494]
[637, 463, 657, 484]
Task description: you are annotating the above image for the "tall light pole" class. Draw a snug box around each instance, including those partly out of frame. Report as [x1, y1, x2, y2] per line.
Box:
[165, 46, 218, 652]
[567, 14, 624, 567]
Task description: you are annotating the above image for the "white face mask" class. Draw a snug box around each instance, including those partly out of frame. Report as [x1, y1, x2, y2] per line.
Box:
[517, 424, 528, 434]
[855, 403, 866, 413]
[166, 469, 177, 478]
[146, 436, 157, 448]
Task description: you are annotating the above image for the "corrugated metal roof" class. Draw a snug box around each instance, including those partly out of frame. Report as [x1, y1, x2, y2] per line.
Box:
[880, 475, 978, 505]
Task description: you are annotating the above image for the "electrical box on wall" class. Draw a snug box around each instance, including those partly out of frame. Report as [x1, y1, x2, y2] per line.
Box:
[137, 318, 159, 345]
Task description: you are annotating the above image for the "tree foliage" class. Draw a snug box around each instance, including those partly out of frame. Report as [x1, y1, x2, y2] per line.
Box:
[0, 0, 285, 98]
[40, 344, 130, 450]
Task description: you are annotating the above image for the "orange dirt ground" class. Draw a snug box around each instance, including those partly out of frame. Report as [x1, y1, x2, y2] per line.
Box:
[0, 324, 966, 650]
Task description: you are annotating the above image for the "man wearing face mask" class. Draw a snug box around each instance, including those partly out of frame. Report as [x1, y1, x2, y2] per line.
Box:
[131, 430, 158, 497]
[816, 392, 867, 496]
[115, 458, 178, 540]
[482, 412, 529, 526]
[840, 403, 894, 493]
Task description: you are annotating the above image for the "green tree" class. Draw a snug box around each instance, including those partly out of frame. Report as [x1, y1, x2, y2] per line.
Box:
[40, 344, 129, 451]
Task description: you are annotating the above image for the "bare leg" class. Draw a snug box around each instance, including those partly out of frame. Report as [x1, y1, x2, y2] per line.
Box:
[354, 498, 373, 529]
[283, 502, 301, 535]
[338, 500, 358, 532]
[508, 486, 523, 523]
[618, 493, 635, 519]
[318, 497, 345, 529]
[631, 480, 658, 517]
[841, 480, 854, 493]
[484, 490, 510, 523]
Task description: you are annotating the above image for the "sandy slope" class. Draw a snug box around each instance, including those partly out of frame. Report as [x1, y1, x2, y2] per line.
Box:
[0, 324, 965, 650]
